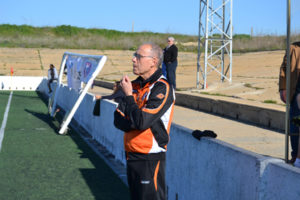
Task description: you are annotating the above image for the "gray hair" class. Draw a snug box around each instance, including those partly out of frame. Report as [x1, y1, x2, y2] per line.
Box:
[168, 36, 175, 42]
[144, 43, 163, 68]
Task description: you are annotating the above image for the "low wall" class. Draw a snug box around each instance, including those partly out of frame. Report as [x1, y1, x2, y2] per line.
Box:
[175, 93, 285, 131]
[0, 76, 46, 91]
[166, 124, 262, 200]
[38, 81, 300, 200]
[259, 161, 300, 200]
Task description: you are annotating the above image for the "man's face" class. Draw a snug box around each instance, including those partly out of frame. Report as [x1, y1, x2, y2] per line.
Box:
[132, 44, 156, 79]
[167, 39, 174, 46]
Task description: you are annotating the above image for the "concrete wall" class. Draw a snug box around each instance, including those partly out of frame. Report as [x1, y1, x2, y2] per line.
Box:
[0, 76, 46, 91]
[4, 77, 300, 200]
[166, 124, 263, 200]
[259, 162, 300, 200]
[175, 93, 285, 131]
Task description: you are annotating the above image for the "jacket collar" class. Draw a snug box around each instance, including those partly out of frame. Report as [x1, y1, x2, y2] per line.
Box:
[134, 68, 162, 88]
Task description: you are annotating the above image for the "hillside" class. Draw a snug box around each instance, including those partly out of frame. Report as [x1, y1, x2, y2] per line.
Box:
[0, 24, 299, 52]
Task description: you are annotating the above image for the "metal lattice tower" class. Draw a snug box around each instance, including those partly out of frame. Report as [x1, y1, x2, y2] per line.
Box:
[197, 0, 233, 89]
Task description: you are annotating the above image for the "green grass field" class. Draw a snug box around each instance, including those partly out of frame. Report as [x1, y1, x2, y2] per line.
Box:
[0, 91, 129, 200]
[0, 91, 10, 123]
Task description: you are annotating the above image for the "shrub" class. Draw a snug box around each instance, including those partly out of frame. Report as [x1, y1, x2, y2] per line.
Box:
[0, 24, 299, 53]
[53, 25, 81, 37]
[233, 34, 251, 40]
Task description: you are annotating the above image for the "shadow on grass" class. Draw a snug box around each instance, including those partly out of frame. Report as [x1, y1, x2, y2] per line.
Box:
[67, 126, 130, 200]
[34, 91, 130, 199]
[36, 91, 50, 108]
[24, 108, 59, 133]
[48, 125, 131, 199]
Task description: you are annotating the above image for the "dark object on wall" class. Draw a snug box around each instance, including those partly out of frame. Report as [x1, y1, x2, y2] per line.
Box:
[192, 130, 217, 141]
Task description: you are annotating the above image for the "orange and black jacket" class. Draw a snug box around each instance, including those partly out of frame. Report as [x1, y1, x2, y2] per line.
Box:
[114, 69, 175, 160]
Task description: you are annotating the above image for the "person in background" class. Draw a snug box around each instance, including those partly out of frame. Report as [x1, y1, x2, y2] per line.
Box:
[114, 43, 175, 200]
[47, 64, 58, 93]
[163, 36, 178, 89]
[279, 41, 300, 166]
[292, 91, 300, 168]
[161, 62, 167, 78]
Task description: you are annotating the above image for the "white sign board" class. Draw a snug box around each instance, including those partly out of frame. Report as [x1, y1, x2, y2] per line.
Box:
[49, 52, 107, 134]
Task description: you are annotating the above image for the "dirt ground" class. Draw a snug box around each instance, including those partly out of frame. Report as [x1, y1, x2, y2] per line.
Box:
[0, 47, 285, 107]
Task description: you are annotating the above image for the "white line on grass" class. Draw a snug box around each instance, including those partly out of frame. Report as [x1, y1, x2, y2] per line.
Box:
[0, 91, 13, 152]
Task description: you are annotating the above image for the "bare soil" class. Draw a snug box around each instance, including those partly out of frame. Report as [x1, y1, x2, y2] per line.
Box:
[0, 47, 285, 107]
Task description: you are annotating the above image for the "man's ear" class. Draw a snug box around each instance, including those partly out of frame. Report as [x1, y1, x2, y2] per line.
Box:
[152, 57, 158, 68]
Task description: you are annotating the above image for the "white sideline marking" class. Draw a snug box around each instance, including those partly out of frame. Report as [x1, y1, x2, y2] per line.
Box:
[0, 91, 13, 152]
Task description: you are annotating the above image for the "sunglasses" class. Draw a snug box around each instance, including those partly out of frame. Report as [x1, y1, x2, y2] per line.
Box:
[133, 52, 153, 60]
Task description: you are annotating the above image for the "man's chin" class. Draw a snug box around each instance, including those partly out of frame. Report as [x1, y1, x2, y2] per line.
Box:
[133, 69, 139, 75]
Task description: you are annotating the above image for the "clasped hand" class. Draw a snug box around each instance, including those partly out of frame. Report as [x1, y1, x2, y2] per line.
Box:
[120, 75, 133, 96]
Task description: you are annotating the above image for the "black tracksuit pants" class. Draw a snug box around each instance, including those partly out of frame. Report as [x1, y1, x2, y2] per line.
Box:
[126, 158, 166, 200]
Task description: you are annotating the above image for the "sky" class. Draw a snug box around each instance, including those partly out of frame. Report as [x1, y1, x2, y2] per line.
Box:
[0, 0, 299, 36]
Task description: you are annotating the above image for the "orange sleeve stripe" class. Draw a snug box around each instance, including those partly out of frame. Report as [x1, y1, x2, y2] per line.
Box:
[142, 79, 169, 114]
[153, 161, 160, 191]
[167, 102, 175, 133]
[116, 108, 125, 117]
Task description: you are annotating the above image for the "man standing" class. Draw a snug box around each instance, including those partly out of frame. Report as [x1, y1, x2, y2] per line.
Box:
[279, 41, 300, 164]
[163, 36, 178, 89]
[47, 64, 58, 93]
[114, 43, 175, 200]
